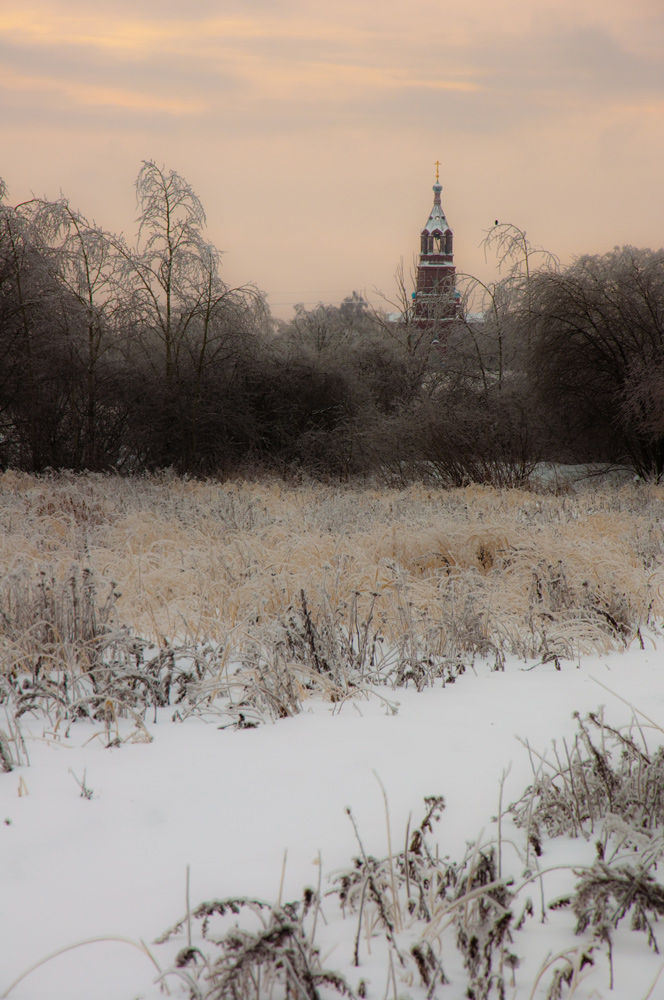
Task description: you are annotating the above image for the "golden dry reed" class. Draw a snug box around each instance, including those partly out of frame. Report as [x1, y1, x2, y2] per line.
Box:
[1, 470, 663, 662]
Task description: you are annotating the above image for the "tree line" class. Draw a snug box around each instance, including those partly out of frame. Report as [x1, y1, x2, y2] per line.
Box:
[1, 163, 663, 483]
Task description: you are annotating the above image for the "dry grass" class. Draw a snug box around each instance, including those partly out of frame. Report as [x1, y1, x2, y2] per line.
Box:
[1, 471, 663, 670]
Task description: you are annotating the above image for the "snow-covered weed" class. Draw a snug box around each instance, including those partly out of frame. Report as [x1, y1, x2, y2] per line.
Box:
[152, 791, 532, 999]
[511, 707, 664, 991]
[2, 472, 664, 735]
[152, 710, 664, 1000]
[0, 566, 213, 739]
[156, 895, 357, 999]
[511, 708, 664, 844]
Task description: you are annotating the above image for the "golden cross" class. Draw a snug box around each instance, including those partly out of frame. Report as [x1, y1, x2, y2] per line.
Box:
[434, 160, 441, 182]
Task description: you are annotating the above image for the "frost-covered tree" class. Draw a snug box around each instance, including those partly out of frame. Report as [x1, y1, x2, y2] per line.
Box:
[27, 197, 127, 468]
[526, 246, 664, 476]
[114, 161, 267, 471]
[0, 188, 80, 470]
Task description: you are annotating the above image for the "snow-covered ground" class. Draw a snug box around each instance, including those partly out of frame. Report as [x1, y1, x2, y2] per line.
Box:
[3, 642, 664, 1000]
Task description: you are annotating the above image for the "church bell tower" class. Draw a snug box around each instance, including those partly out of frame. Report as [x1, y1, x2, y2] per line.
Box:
[413, 163, 459, 333]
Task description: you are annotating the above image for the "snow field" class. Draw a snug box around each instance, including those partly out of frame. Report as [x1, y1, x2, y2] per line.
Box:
[3, 473, 664, 998]
[3, 644, 664, 999]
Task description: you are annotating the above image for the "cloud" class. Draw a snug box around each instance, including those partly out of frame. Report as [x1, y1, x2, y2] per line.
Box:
[1, 4, 661, 141]
[0, 66, 205, 115]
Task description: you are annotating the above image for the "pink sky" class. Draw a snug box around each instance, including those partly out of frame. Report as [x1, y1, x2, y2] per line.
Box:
[1, 0, 663, 317]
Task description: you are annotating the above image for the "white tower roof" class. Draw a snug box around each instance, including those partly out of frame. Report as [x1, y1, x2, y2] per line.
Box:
[422, 182, 451, 235]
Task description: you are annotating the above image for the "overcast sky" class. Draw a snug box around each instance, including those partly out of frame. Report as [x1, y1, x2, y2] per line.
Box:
[1, 0, 663, 316]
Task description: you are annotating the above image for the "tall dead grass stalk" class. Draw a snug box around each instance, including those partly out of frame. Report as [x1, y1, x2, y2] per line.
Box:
[2, 472, 663, 723]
